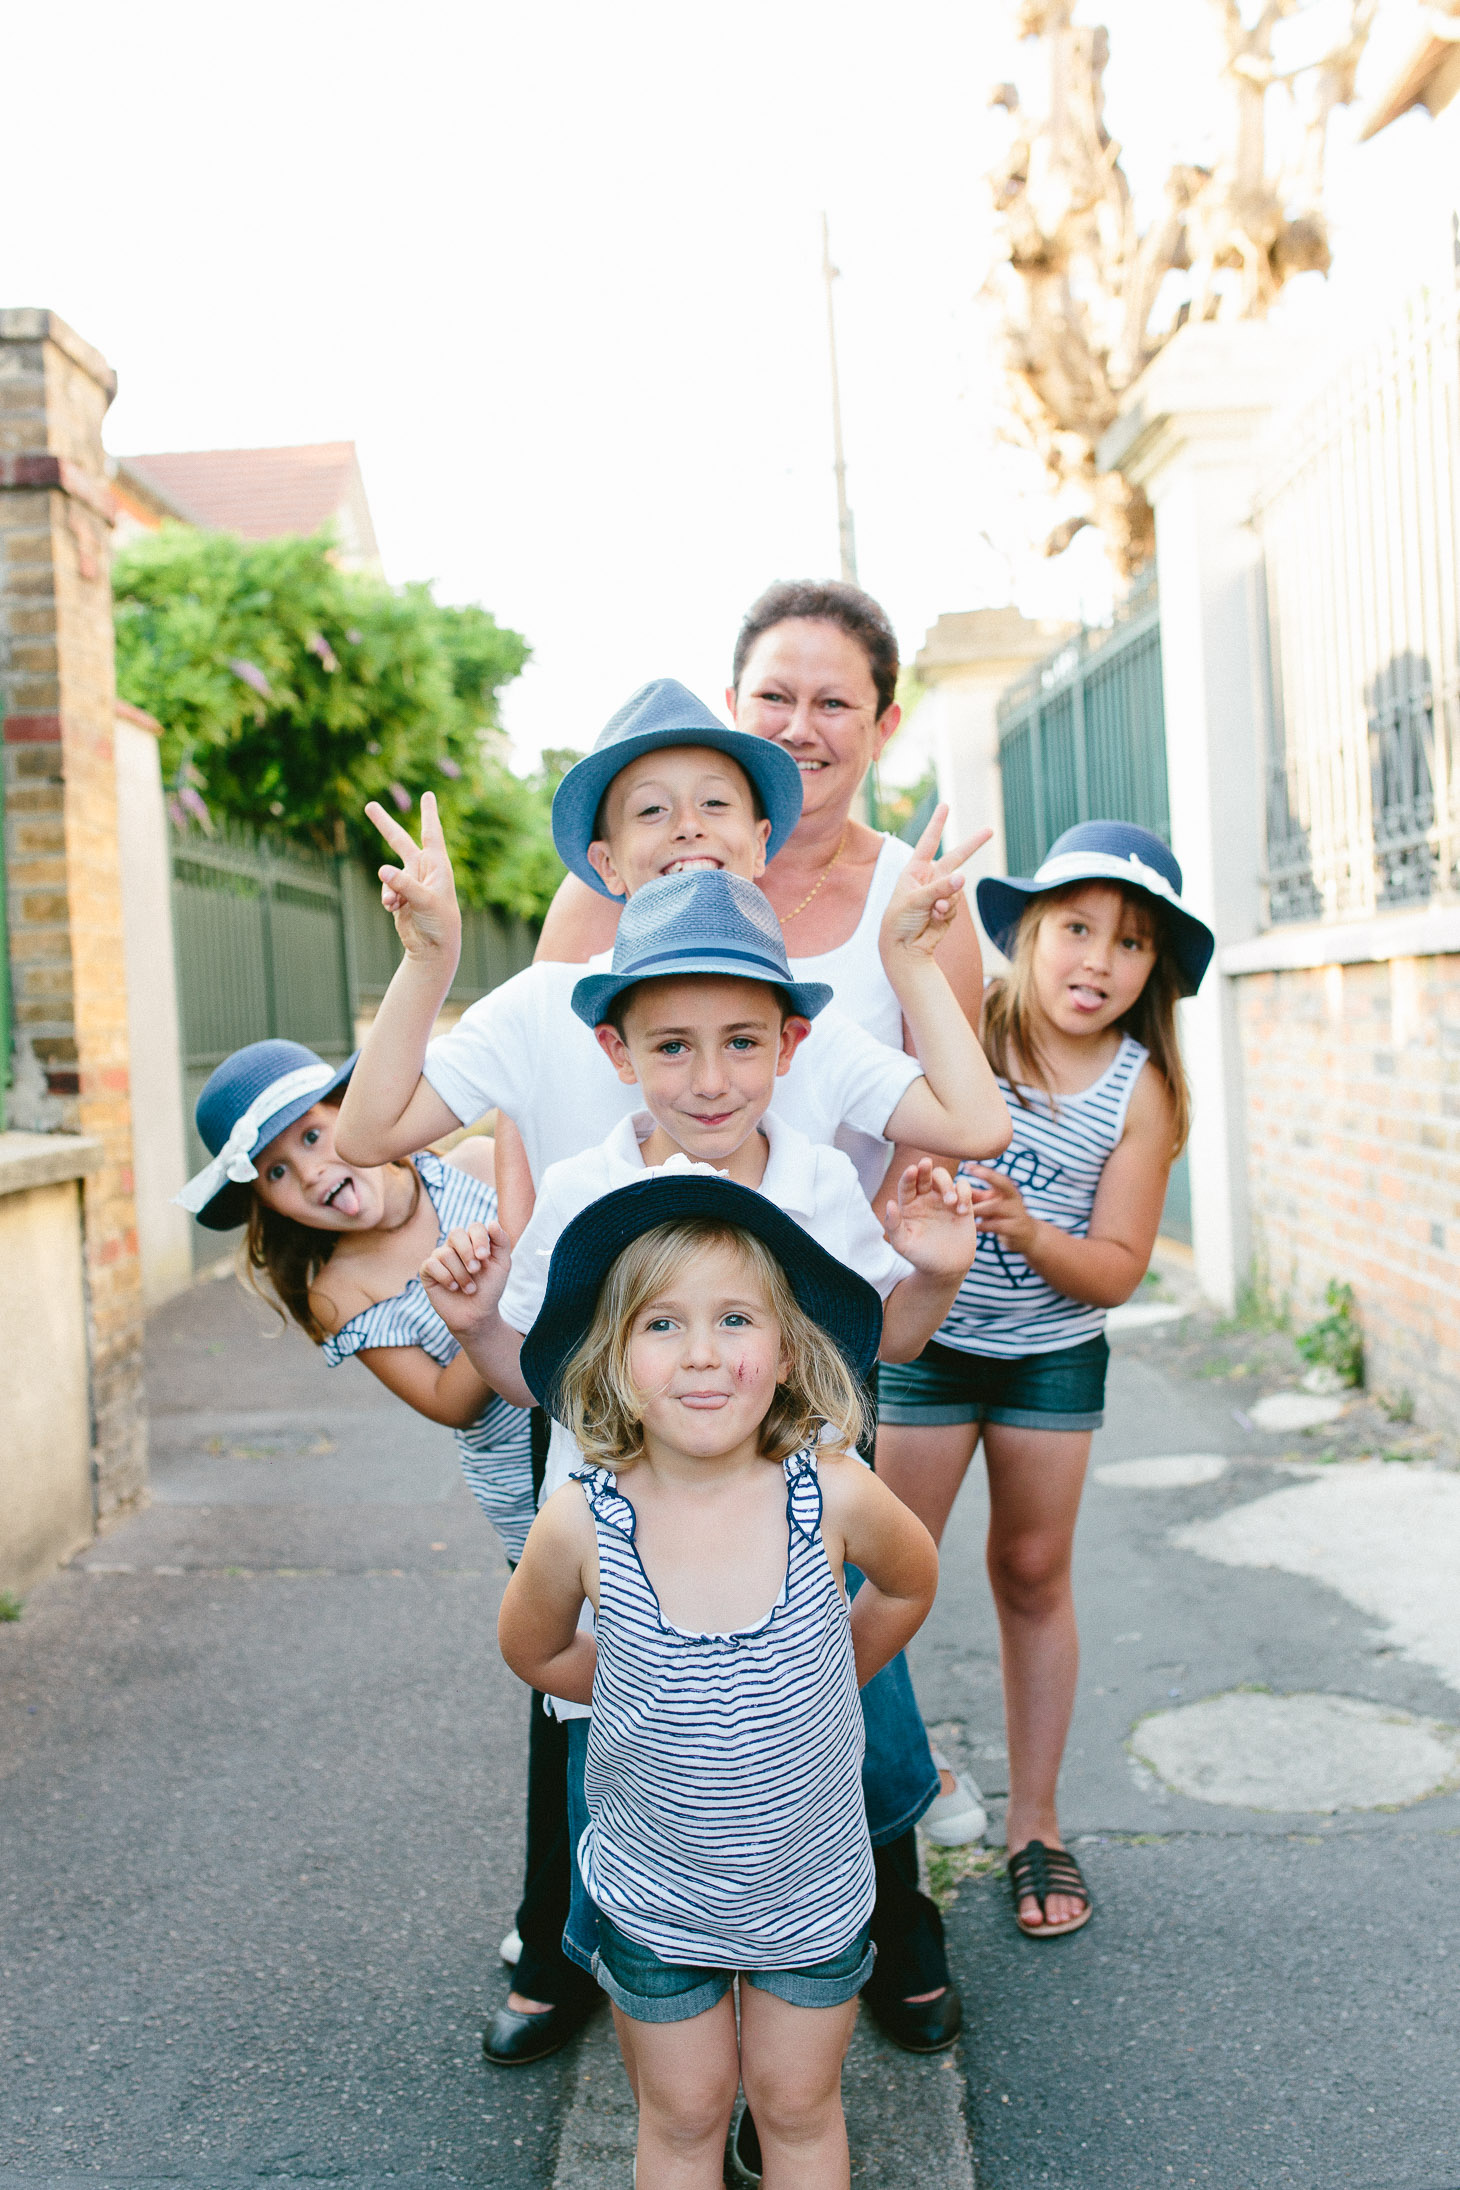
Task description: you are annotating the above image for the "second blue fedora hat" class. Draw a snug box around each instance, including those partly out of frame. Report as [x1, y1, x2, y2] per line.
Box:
[551, 677, 803, 899]
[571, 869, 833, 1028]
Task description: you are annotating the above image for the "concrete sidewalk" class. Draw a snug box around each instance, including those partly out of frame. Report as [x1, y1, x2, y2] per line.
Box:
[3, 1271, 1459, 2186]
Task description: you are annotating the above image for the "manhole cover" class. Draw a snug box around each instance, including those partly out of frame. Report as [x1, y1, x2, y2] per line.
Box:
[1095, 1454, 1228, 1489]
[1131, 1690, 1460, 1811]
[1249, 1391, 1345, 1431]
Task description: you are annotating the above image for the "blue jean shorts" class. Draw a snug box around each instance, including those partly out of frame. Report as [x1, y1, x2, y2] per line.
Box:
[877, 1332, 1109, 1432]
[591, 1911, 875, 2025]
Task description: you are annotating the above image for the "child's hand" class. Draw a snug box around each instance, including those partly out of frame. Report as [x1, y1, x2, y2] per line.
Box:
[879, 804, 992, 969]
[883, 1159, 980, 1277]
[419, 1220, 511, 1334]
[961, 1164, 1038, 1258]
[364, 791, 462, 964]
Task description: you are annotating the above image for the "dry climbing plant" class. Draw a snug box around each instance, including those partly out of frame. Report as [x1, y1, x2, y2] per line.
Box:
[986, 0, 1378, 572]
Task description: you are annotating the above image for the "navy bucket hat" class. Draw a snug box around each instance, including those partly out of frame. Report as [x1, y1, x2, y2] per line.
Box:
[571, 869, 833, 1028]
[551, 677, 804, 899]
[519, 1171, 883, 1414]
[176, 1039, 357, 1230]
[976, 821, 1215, 996]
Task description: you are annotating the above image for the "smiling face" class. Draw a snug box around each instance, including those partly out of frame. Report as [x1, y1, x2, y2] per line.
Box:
[251, 1101, 392, 1232]
[628, 1238, 790, 1463]
[587, 746, 771, 899]
[595, 976, 808, 1168]
[729, 618, 899, 825]
[1028, 884, 1159, 1037]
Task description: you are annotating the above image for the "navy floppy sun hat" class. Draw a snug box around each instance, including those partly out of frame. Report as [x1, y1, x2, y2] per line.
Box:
[976, 821, 1216, 996]
[552, 677, 804, 900]
[175, 1038, 357, 1231]
[519, 1171, 883, 1415]
[571, 869, 833, 1029]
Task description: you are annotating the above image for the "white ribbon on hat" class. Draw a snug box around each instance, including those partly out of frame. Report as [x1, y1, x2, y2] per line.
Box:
[1032, 848, 1183, 908]
[173, 1063, 338, 1213]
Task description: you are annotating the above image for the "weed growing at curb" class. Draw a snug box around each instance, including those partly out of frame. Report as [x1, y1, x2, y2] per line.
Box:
[923, 1841, 1005, 1913]
[0, 1592, 23, 1622]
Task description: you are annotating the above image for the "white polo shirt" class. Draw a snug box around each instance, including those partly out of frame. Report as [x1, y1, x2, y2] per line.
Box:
[500, 1108, 915, 1722]
[422, 956, 922, 1194]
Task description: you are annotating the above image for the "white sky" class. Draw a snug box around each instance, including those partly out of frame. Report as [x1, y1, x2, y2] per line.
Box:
[5, 1, 1450, 775]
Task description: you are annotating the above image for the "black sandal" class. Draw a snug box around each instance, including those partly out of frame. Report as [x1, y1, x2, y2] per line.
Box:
[1007, 1840, 1093, 1938]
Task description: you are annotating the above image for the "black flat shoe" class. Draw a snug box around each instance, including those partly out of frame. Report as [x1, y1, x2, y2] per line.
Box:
[726, 2102, 763, 2185]
[862, 1981, 963, 2054]
[482, 1993, 597, 2067]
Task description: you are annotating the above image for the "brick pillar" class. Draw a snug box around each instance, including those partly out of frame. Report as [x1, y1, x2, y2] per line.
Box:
[0, 309, 146, 1522]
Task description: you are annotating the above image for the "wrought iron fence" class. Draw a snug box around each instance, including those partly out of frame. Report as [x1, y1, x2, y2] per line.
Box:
[1255, 271, 1460, 923]
[995, 572, 1170, 873]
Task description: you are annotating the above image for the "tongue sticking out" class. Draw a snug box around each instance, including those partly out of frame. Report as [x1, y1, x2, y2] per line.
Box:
[326, 1175, 362, 1220]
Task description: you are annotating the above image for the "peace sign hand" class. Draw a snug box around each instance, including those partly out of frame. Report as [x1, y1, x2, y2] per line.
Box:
[879, 804, 993, 967]
[364, 791, 462, 965]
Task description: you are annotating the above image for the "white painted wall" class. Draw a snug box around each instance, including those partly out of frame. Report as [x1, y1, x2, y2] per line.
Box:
[114, 710, 194, 1309]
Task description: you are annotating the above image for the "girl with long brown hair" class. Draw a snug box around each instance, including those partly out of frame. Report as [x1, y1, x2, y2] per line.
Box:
[875, 822, 1214, 1940]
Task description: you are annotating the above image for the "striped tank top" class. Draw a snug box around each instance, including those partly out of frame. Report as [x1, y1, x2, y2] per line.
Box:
[321, 1150, 536, 1558]
[575, 1450, 875, 1969]
[936, 1033, 1149, 1360]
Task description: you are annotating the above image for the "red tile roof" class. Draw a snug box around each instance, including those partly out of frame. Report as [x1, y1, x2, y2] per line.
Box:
[119, 442, 368, 545]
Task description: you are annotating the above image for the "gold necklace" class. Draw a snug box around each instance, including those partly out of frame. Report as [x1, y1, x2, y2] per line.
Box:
[778, 823, 850, 924]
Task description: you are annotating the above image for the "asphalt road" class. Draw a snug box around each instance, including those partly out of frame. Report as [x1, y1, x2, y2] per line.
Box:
[2, 1274, 1458, 2187]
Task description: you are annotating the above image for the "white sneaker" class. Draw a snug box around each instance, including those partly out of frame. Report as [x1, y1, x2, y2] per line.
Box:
[922, 1750, 987, 1847]
[499, 1926, 523, 1966]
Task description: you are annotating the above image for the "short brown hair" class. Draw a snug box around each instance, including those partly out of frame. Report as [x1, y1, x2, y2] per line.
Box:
[555, 1218, 868, 1470]
[600, 976, 796, 1042]
[732, 579, 900, 717]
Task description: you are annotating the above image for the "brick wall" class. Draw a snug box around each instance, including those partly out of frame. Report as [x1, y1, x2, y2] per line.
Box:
[0, 309, 145, 1522]
[1235, 953, 1460, 1425]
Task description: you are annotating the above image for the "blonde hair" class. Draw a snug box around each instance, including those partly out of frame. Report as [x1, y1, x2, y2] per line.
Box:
[982, 883, 1191, 1155]
[555, 1218, 868, 1471]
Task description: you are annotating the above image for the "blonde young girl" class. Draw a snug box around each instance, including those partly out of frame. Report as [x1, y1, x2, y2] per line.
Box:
[499, 1176, 938, 2190]
[876, 822, 1214, 1940]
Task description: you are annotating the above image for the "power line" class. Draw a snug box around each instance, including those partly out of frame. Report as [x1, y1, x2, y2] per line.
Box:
[820, 211, 858, 586]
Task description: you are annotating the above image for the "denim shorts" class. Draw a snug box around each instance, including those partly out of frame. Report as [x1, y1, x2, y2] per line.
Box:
[877, 1332, 1109, 1432]
[591, 1912, 875, 2025]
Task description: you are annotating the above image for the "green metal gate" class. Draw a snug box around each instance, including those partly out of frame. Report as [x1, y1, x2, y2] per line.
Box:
[172, 825, 539, 1240]
[994, 579, 1190, 1244]
[996, 575, 1169, 872]
[171, 827, 355, 1181]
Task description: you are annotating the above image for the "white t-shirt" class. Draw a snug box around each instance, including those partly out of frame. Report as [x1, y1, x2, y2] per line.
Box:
[422, 955, 922, 1185]
[501, 1107, 914, 1722]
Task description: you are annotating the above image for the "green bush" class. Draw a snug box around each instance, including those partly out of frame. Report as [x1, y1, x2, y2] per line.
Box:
[1295, 1280, 1363, 1388]
[114, 526, 562, 921]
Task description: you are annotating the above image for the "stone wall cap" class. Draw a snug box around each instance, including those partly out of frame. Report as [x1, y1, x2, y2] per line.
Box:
[916, 608, 1077, 681]
[115, 699, 163, 736]
[1222, 903, 1460, 976]
[0, 1131, 105, 1198]
[0, 310, 117, 400]
[1098, 320, 1328, 483]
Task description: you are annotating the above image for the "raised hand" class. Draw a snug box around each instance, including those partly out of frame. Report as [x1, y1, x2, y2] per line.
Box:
[883, 1158, 981, 1278]
[960, 1164, 1037, 1258]
[364, 791, 462, 964]
[878, 804, 993, 966]
[419, 1219, 512, 1336]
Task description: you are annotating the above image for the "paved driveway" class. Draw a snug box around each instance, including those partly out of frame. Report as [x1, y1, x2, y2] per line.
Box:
[2, 1276, 1458, 2187]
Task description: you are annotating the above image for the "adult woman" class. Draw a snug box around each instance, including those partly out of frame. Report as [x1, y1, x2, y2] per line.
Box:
[529, 580, 989, 2068]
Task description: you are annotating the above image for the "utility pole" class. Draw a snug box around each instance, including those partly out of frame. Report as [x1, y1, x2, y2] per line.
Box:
[820, 211, 858, 586]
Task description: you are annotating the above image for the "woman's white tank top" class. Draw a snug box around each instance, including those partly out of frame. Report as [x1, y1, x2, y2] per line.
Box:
[787, 833, 915, 1195]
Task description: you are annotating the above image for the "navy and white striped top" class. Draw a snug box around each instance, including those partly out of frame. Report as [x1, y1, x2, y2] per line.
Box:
[576, 1450, 874, 1969]
[937, 1033, 1149, 1360]
[321, 1150, 535, 1558]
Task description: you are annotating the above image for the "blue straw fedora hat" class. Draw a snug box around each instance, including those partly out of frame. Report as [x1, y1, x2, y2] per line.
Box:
[519, 1171, 883, 1414]
[976, 821, 1215, 996]
[551, 677, 804, 899]
[570, 869, 833, 1028]
[175, 1039, 357, 1230]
